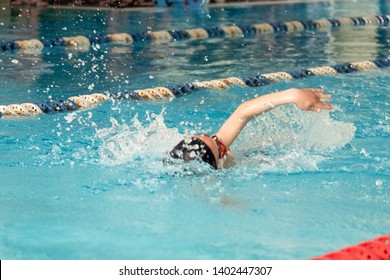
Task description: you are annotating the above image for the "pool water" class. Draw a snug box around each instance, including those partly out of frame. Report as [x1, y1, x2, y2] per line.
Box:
[0, 0, 389, 259]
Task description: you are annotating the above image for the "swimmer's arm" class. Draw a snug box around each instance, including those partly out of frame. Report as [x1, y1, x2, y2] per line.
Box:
[215, 88, 333, 147]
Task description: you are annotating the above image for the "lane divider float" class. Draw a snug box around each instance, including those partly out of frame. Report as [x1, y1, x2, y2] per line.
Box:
[1, 15, 389, 52]
[312, 234, 390, 260]
[1, 56, 389, 119]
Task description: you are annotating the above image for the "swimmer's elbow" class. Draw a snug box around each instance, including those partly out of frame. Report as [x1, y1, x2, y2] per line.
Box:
[235, 103, 254, 122]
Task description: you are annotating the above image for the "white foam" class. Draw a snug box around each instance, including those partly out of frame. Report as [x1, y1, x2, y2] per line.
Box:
[96, 110, 182, 166]
[232, 105, 356, 172]
[95, 106, 356, 174]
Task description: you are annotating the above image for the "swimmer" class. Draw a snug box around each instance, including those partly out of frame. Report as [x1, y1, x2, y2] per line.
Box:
[169, 88, 333, 169]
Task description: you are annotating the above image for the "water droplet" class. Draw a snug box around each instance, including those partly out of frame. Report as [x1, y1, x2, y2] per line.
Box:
[375, 179, 383, 186]
[88, 83, 95, 91]
[360, 148, 369, 157]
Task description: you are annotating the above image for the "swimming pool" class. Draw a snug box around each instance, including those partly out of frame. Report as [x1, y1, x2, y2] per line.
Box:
[0, 0, 389, 260]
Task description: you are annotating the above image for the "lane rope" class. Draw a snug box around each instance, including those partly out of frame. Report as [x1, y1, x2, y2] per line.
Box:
[311, 234, 390, 260]
[1, 15, 389, 52]
[1, 56, 389, 119]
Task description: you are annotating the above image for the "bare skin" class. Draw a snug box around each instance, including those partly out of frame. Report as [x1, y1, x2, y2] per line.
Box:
[196, 88, 333, 168]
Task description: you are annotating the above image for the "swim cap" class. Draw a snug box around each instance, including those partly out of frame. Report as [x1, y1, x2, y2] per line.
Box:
[169, 137, 217, 169]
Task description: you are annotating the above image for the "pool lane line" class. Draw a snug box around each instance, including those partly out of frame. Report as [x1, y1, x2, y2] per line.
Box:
[1, 56, 389, 119]
[1, 14, 389, 52]
[311, 233, 390, 260]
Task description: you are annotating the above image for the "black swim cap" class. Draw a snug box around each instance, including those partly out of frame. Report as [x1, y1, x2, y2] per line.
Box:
[169, 137, 217, 169]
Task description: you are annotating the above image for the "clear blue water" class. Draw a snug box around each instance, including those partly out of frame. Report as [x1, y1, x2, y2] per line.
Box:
[0, 1, 389, 260]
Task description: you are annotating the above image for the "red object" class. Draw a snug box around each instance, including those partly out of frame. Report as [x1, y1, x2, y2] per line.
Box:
[312, 234, 390, 260]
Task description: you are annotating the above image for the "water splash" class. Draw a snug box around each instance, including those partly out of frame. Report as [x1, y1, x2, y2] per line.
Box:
[96, 110, 182, 166]
[95, 106, 355, 175]
[232, 105, 356, 173]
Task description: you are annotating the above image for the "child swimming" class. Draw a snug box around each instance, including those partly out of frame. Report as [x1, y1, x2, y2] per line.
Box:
[169, 88, 333, 169]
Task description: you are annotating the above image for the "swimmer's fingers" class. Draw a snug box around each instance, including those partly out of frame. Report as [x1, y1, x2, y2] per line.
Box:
[293, 88, 333, 111]
[311, 100, 334, 112]
[304, 88, 324, 94]
[305, 88, 333, 101]
[304, 88, 333, 100]
[316, 93, 332, 100]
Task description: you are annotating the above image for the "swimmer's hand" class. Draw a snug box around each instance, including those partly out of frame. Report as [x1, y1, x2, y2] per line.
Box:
[289, 88, 333, 112]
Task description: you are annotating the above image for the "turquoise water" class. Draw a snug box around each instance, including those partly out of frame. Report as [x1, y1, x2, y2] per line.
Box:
[0, 1, 389, 259]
